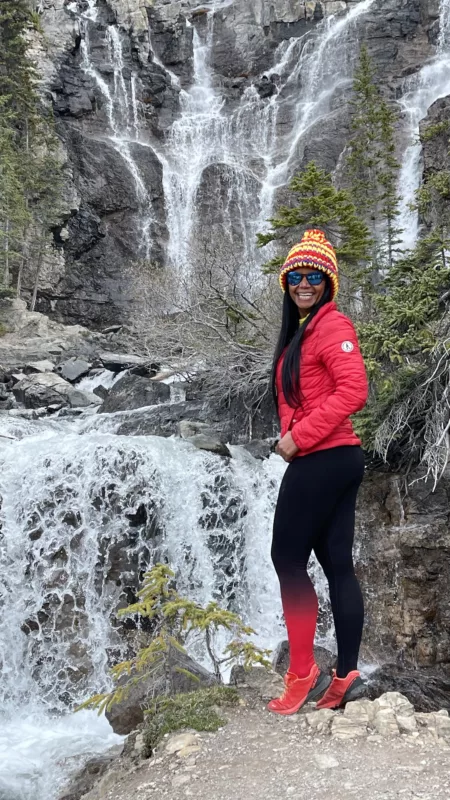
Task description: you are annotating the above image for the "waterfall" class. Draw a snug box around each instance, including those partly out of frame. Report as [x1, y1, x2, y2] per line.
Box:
[159, 0, 376, 277]
[79, 1, 154, 258]
[398, 0, 450, 249]
[0, 406, 333, 799]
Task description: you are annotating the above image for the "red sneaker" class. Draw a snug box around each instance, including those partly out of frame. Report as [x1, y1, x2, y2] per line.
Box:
[267, 665, 330, 715]
[316, 669, 366, 710]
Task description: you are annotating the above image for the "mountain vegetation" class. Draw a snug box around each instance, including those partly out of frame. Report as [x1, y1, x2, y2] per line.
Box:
[0, 0, 63, 304]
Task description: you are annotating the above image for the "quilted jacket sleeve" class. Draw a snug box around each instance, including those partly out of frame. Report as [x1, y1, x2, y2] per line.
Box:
[290, 317, 368, 453]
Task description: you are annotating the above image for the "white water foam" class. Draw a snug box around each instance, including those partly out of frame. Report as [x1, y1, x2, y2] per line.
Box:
[398, 0, 450, 249]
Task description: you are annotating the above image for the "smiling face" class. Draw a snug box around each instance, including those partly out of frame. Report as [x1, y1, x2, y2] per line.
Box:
[287, 267, 326, 314]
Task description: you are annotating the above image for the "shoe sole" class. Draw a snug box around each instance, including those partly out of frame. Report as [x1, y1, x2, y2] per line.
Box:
[318, 676, 367, 710]
[268, 671, 331, 716]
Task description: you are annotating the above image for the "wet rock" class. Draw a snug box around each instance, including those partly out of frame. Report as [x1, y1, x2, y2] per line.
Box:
[105, 649, 217, 735]
[12, 373, 73, 408]
[243, 439, 275, 460]
[98, 352, 156, 373]
[68, 389, 102, 408]
[368, 664, 450, 713]
[185, 433, 231, 457]
[99, 373, 170, 413]
[56, 357, 92, 382]
[59, 745, 123, 800]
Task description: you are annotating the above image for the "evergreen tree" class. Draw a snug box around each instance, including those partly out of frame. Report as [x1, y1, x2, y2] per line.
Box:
[346, 45, 401, 268]
[0, 0, 64, 299]
[257, 161, 371, 302]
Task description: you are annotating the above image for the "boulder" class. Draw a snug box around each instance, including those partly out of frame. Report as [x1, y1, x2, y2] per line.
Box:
[68, 389, 102, 408]
[230, 665, 284, 702]
[368, 664, 450, 712]
[59, 745, 123, 800]
[243, 439, 276, 460]
[56, 357, 92, 382]
[98, 352, 155, 374]
[23, 360, 55, 374]
[178, 420, 230, 456]
[12, 373, 103, 409]
[105, 647, 217, 735]
[272, 641, 336, 676]
[12, 373, 73, 408]
[116, 402, 210, 438]
[100, 373, 170, 413]
[185, 434, 230, 457]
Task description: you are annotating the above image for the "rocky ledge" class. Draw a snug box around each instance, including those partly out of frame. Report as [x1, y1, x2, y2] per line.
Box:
[60, 668, 450, 800]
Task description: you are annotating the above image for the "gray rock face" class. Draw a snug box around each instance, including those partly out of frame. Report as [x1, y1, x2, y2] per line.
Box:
[100, 373, 171, 412]
[29, 0, 440, 327]
[57, 357, 92, 382]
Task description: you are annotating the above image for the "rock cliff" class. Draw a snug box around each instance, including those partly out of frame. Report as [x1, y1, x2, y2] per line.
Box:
[25, 0, 443, 327]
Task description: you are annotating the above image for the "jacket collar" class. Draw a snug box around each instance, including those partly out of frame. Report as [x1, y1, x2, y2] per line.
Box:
[304, 301, 336, 335]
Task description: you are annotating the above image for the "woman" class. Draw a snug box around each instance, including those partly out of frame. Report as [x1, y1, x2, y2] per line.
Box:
[268, 228, 368, 715]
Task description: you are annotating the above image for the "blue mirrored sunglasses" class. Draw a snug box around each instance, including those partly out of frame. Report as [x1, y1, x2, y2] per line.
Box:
[286, 270, 325, 287]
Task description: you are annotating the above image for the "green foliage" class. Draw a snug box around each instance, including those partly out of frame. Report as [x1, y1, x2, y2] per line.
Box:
[420, 120, 450, 143]
[143, 686, 239, 755]
[357, 230, 450, 462]
[346, 45, 401, 268]
[77, 564, 271, 716]
[0, 0, 64, 296]
[258, 161, 371, 287]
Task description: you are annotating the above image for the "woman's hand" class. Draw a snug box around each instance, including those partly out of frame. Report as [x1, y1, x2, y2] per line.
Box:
[275, 432, 299, 462]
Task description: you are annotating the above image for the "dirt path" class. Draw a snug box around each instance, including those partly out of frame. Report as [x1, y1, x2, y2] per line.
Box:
[89, 702, 450, 800]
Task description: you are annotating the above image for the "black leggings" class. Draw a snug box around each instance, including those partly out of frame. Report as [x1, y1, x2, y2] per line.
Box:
[271, 446, 365, 678]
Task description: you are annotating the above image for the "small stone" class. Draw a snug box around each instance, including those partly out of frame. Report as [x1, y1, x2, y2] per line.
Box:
[134, 733, 146, 755]
[172, 774, 191, 789]
[314, 754, 339, 769]
[331, 715, 367, 740]
[343, 700, 370, 725]
[373, 692, 414, 718]
[178, 745, 201, 758]
[397, 715, 418, 734]
[166, 734, 201, 755]
[373, 708, 400, 737]
[305, 709, 334, 731]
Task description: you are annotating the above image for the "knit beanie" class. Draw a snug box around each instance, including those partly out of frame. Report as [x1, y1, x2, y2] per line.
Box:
[279, 229, 339, 300]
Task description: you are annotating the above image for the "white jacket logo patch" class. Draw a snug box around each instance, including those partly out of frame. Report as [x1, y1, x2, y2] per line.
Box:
[341, 341, 354, 353]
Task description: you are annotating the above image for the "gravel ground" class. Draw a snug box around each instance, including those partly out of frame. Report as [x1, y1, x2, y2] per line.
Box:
[87, 703, 450, 800]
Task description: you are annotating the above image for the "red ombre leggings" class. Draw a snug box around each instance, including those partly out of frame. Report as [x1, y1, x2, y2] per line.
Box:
[271, 446, 365, 679]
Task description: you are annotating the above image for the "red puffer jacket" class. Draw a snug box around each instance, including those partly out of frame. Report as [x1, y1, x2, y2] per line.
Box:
[276, 302, 368, 457]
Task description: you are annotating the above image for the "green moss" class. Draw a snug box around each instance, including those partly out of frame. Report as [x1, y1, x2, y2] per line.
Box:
[0, 323, 7, 337]
[143, 686, 239, 756]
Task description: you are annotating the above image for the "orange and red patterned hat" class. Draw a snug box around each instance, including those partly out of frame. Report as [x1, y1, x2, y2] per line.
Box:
[279, 229, 339, 300]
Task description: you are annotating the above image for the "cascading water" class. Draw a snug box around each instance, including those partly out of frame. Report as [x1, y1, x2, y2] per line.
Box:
[398, 0, 450, 249]
[79, 1, 154, 257]
[158, 0, 376, 276]
[0, 405, 336, 799]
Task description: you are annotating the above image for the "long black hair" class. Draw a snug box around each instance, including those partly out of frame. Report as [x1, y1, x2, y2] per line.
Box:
[271, 277, 332, 411]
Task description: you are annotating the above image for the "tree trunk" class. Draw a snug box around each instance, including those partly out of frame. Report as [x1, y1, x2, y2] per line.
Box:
[3, 217, 10, 287]
[30, 237, 44, 311]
